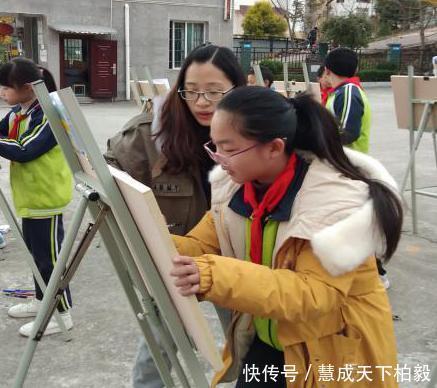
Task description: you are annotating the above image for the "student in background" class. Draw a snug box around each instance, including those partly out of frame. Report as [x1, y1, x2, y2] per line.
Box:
[170, 86, 402, 387]
[324, 48, 369, 153]
[247, 66, 275, 89]
[324, 48, 390, 288]
[105, 43, 246, 388]
[0, 58, 73, 336]
[307, 26, 318, 49]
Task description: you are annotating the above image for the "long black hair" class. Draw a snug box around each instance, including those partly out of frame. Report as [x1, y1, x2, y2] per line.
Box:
[156, 43, 246, 174]
[218, 86, 403, 262]
[0, 57, 57, 92]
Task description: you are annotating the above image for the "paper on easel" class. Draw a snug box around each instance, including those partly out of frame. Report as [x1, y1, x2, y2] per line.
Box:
[109, 166, 224, 372]
[50, 92, 96, 177]
[391, 75, 437, 130]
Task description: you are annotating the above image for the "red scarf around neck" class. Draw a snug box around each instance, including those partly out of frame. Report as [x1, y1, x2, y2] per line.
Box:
[322, 76, 363, 106]
[243, 153, 297, 264]
[9, 112, 28, 140]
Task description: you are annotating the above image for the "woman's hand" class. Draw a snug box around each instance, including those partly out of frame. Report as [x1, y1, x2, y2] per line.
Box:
[170, 255, 200, 296]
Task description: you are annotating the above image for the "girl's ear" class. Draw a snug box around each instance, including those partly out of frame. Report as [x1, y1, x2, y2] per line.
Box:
[268, 138, 286, 158]
[22, 83, 34, 92]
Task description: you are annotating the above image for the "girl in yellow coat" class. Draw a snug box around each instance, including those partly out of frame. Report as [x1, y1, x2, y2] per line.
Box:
[170, 86, 403, 387]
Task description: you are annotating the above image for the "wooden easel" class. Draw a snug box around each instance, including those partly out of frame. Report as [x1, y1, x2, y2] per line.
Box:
[392, 66, 437, 234]
[12, 82, 221, 388]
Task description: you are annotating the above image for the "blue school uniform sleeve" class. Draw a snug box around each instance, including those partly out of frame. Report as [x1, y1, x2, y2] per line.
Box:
[0, 109, 57, 162]
[333, 84, 364, 145]
[0, 111, 12, 137]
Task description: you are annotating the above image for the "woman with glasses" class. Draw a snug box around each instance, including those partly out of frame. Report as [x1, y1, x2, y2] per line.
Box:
[105, 43, 245, 388]
[171, 86, 402, 387]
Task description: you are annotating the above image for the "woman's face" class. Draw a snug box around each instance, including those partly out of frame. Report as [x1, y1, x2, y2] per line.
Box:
[210, 109, 285, 184]
[183, 62, 234, 127]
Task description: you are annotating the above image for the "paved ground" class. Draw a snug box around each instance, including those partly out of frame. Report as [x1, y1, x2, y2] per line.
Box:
[0, 89, 436, 387]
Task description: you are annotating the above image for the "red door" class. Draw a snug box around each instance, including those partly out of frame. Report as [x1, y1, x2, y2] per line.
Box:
[89, 39, 117, 98]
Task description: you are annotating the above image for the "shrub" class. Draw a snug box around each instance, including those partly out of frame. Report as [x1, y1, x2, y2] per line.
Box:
[259, 59, 283, 75]
[375, 62, 399, 71]
[357, 69, 395, 81]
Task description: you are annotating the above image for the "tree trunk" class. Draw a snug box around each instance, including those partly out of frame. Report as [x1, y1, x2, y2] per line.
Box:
[286, 17, 294, 39]
[419, 2, 425, 72]
[291, 18, 297, 40]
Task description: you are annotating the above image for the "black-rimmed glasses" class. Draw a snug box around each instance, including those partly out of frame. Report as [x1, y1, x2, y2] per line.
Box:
[178, 86, 235, 102]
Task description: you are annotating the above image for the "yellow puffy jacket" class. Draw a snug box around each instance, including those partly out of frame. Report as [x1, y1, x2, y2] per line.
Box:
[174, 149, 400, 388]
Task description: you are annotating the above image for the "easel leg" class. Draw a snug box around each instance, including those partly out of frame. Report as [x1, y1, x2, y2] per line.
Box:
[13, 195, 90, 388]
[105, 207, 210, 387]
[0, 189, 72, 341]
[400, 103, 432, 234]
[411, 123, 418, 234]
[102, 209, 190, 387]
[433, 129, 437, 170]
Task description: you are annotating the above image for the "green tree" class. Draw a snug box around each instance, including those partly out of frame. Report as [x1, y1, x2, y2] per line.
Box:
[242, 1, 288, 36]
[375, 0, 419, 34]
[375, 0, 436, 68]
[321, 15, 373, 49]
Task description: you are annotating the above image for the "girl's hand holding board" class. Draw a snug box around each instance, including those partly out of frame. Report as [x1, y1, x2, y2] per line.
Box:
[170, 255, 200, 297]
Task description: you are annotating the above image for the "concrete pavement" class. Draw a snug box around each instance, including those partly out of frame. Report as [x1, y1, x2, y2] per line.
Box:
[0, 89, 436, 387]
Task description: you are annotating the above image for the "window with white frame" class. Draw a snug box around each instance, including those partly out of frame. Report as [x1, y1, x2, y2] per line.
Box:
[169, 21, 206, 69]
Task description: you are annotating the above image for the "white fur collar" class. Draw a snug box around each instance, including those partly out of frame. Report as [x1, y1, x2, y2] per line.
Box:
[312, 148, 399, 275]
[209, 149, 399, 276]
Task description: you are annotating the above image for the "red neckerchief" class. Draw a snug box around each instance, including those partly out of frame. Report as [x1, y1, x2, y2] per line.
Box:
[243, 153, 297, 264]
[321, 87, 330, 106]
[9, 112, 28, 140]
[322, 76, 363, 106]
[8, 102, 40, 140]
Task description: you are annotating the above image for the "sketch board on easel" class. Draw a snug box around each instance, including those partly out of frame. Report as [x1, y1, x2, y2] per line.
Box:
[109, 166, 222, 370]
[391, 75, 437, 130]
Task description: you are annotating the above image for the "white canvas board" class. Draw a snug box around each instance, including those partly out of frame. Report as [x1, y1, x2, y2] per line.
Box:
[109, 166, 224, 372]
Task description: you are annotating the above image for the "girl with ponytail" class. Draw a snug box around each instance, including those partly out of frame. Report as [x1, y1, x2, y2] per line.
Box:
[0, 57, 73, 337]
[171, 86, 402, 387]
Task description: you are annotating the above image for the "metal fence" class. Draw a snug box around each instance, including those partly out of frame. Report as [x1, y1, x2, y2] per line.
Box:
[233, 43, 436, 80]
[357, 49, 392, 70]
[233, 46, 314, 66]
[234, 45, 397, 68]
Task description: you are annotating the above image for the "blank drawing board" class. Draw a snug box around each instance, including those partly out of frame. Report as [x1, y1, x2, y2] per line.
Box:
[391, 75, 437, 131]
[109, 166, 223, 371]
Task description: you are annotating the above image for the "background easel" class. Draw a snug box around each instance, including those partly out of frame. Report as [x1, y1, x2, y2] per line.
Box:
[130, 66, 169, 113]
[270, 63, 320, 101]
[392, 66, 437, 234]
